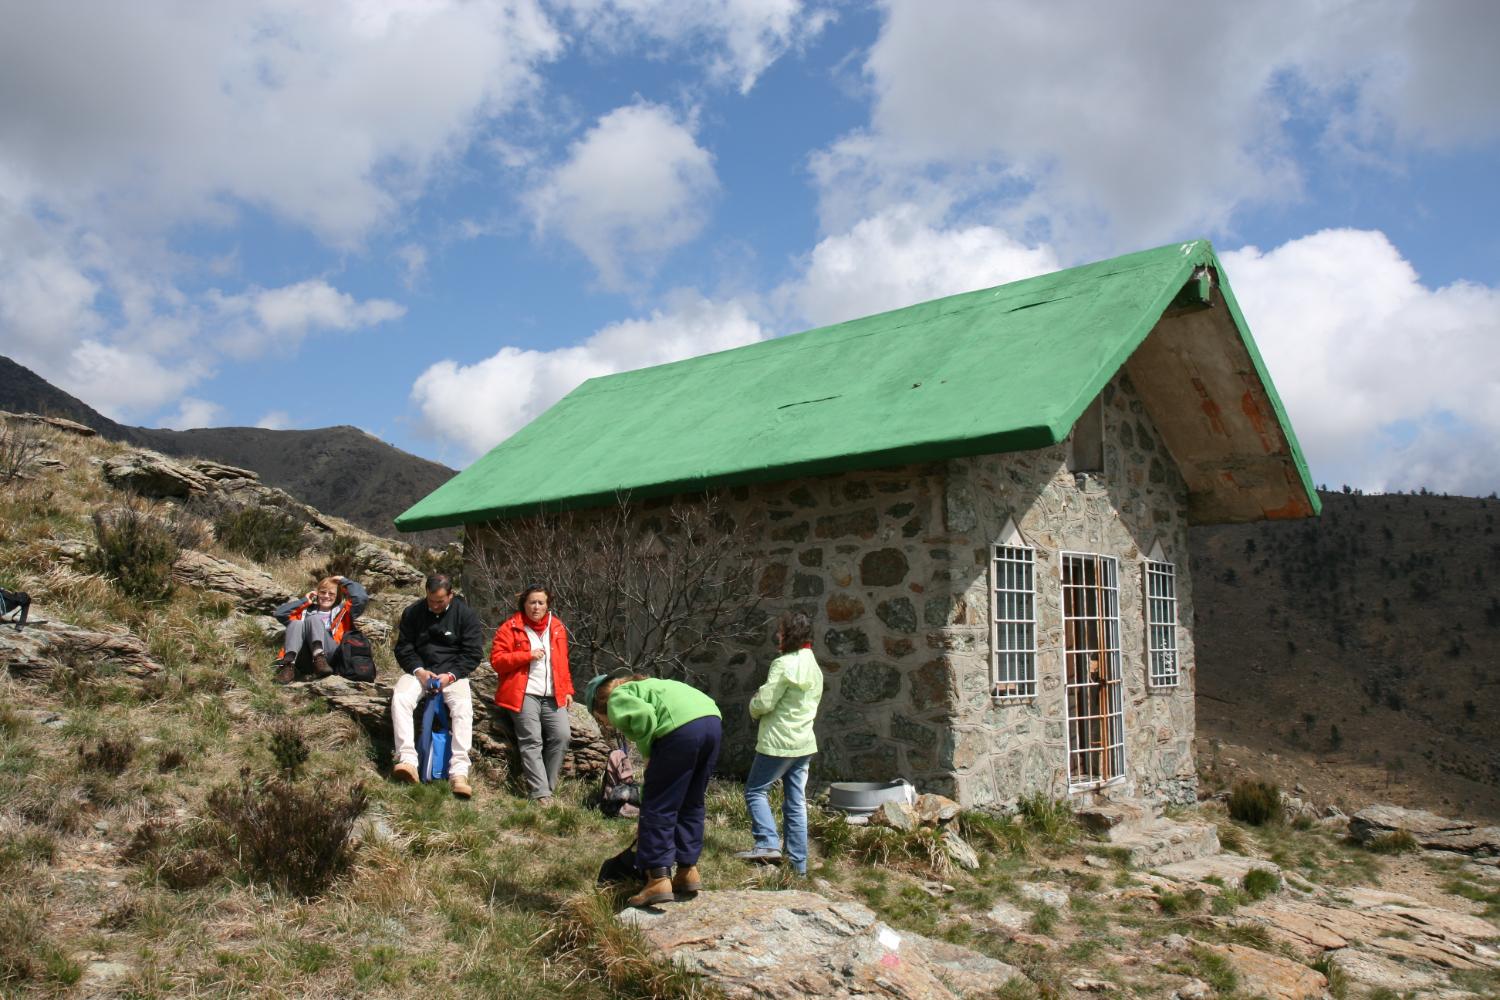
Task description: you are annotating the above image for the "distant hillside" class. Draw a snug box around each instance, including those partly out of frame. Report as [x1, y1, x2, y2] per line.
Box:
[1190, 490, 1500, 820]
[0, 355, 454, 539]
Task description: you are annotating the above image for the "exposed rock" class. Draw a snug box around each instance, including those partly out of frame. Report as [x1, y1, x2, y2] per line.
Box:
[1328, 948, 1440, 992]
[1155, 854, 1282, 889]
[1070, 977, 1117, 992]
[1076, 799, 1148, 836]
[1171, 979, 1210, 1000]
[873, 800, 919, 832]
[985, 901, 1029, 932]
[188, 459, 258, 481]
[41, 538, 90, 565]
[1243, 892, 1500, 970]
[354, 542, 423, 588]
[942, 829, 979, 870]
[103, 451, 215, 497]
[0, 410, 97, 436]
[618, 889, 1025, 999]
[1200, 943, 1326, 1000]
[915, 793, 961, 825]
[1108, 818, 1220, 868]
[1, 621, 164, 679]
[1349, 804, 1500, 855]
[307, 674, 613, 781]
[172, 550, 284, 612]
[1017, 882, 1068, 909]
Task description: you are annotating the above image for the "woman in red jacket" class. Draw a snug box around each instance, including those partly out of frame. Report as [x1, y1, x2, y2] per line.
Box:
[490, 585, 574, 804]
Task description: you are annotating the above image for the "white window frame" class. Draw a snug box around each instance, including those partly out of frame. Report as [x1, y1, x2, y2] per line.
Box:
[990, 542, 1036, 702]
[1060, 551, 1126, 791]
[1144, 559, 1180, 688]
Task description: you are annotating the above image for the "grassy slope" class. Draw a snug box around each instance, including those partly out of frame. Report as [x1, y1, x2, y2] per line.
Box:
[1192, 491, 1500, 821]
[2, 425, 1497, 999]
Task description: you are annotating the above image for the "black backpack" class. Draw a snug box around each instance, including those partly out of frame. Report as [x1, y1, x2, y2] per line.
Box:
[337, 629, 377, 682]
[599, 737, 641, 818]
[596, 838, 639, 886]
[0, 588, 29, 631]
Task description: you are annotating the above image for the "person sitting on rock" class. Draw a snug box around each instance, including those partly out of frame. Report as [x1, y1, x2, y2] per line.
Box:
[390, 574, 482, 799]
[584, 671, 722, 907]
[736, 611, 823, 875]
[271, 574, 368, 684]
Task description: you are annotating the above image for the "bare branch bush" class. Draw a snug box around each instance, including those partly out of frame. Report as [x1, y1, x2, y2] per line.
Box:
[468, 493, 765, 684]
[0, 420, 46, 485]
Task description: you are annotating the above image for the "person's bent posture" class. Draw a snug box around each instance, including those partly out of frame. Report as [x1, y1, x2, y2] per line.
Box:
[271, 575, 368, 684]
[490, 585, 574, 805]
[737, 611, 823, 875]
[391, 574, 483, 798]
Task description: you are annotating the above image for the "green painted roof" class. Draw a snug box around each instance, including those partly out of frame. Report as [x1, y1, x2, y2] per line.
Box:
[397, 239, 1319, 531]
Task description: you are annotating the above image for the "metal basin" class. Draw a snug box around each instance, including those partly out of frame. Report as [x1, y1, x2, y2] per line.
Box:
[827, 779, 915, 816]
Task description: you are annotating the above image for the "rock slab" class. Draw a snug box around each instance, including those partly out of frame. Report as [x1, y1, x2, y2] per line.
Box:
[1, 621, 164, 679]
[1349, 804, 1500, 855]
[618, 889, 1025, 999]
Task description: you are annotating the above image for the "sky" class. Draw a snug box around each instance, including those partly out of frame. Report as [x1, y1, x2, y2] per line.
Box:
[2, 0, 1498, 496]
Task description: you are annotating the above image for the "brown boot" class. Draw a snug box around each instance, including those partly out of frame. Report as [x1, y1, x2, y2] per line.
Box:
[311, 650, 332, 677]
[450, 774, 472, 799]
[627, 868, 675, 907]
[272, 654, 296, 685]
[392, 761, 419, 784]
[672, 864, 701, 899]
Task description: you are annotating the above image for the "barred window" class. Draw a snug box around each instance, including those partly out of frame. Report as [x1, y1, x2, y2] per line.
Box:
[1144, 559, 1179, 687]
[991, 544, 1036, 701]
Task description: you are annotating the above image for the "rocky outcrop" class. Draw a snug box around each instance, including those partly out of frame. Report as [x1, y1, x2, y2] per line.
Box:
[103, 451, 216, 497]
[1349, 804, 1500, 855]
[1199, 943, 1325, 1000]
[618, 889, 1025, 999]
[306, 674, 612, 781]
[0, 410, 97, 436]
[353, 542, 423, 589]
[172, 551, 284, 613]
[1, 621, 164, 679]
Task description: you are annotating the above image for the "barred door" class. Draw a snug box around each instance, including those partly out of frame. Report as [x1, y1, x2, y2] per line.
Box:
[1061, 553, 1125, 788]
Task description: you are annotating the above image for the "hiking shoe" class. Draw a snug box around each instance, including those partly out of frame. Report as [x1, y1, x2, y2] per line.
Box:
[672, 864, 701, 898]
[272, 657, 297, 685]
[450, 774, 472, 799]
[627, 868, 675, 908]
[392, 761, 419, 784]
[535, 796, 554, 807]
[311, 651, 332, 677]
[734, 847, 782, 864]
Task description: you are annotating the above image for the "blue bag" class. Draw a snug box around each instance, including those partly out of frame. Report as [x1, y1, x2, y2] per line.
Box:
[416, 679, 452, 783]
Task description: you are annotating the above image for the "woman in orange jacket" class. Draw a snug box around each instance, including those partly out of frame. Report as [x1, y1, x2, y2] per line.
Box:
[489, 585, 574, 804]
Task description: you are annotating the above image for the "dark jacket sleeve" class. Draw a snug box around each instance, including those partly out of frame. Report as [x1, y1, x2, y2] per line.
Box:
[393, 604, 424, 674]
[340, 577, 369, 619]
[272, 597, 308, 625]
[449, 601, 486, 680]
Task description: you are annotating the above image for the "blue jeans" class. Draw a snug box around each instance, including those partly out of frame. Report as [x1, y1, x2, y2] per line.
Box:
[745, 752, 811, 874]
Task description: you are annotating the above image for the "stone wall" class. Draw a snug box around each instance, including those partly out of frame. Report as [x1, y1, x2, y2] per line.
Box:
[937, 373, 1198, 807]
[466, 371, 1198, 808]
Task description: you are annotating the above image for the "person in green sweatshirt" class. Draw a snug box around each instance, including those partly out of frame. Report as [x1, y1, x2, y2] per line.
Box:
[584, 671, 722, 908]
[735, 611, 823, 874]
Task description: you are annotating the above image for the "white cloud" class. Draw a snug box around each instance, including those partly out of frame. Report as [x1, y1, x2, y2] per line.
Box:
[0, 0, 562, 246]
[816, 1, 1500, 253]
[1224, 229, 1500, 496]
[527, 103, 718, 288]
[411, 292, 764, 458]
[396, 244, 428, 289]
[216, 280, 406, 345]
[554, 0, 832, 93]
[256, 410, 294, 431]
[61, 342, 208, 422]
[160, 397, 225, 431]
[782, 205, 1060, 328]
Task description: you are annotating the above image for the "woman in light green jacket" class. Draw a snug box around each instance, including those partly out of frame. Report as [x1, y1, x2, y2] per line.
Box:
[735, 611, 823, 874]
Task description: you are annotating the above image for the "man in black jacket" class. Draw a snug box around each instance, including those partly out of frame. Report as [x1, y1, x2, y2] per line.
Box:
[391, 574, 484, 798]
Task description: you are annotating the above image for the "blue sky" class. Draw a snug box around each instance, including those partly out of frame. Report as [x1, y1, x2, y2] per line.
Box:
[2, 1, 1498, 495]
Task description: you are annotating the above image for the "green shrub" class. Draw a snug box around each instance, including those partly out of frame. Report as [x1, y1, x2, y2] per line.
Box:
[1241, 867, 1281, 900]
[206, 771, 366, 898]
[88, 507, 179, 602]
[268, 717, 310, 780]
[1364, 830, 1420, 854]
[215, 506, 305, 562]
[310, 533, 363, 582]
[1227, 780, 1283, 826]
[1016, 792, 1079, 847]
[78, 734, 137, 775]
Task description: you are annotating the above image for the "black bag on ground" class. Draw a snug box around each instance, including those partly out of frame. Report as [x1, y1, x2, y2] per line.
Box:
[597, 839, 639, 886]
[336, 628, 377, 682]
